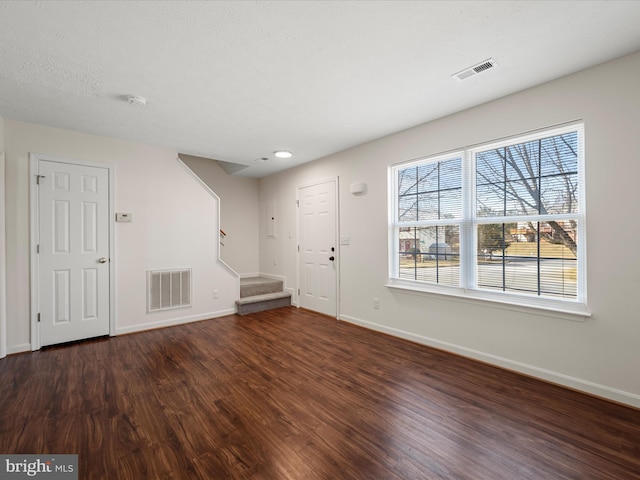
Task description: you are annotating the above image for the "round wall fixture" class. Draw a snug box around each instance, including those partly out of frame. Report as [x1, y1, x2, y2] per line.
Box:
[127, 95, 147, 106]
[274, 150, 292, 158]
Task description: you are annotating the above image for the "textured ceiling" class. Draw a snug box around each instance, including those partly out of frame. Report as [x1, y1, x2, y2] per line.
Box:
[1, 1, 640, 177]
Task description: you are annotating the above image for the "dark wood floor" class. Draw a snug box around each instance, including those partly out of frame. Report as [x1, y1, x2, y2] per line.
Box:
[1, 307, 639, 479]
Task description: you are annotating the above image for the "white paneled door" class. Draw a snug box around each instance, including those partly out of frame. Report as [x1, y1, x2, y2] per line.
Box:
[298, 179, 337, 317]
[36, 159, 110, 347]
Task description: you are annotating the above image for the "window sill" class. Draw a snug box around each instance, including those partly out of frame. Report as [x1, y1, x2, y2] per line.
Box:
[385, 279, 591, 322]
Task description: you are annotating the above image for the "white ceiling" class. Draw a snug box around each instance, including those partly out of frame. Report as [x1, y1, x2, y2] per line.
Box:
[1, 1, 640, 177]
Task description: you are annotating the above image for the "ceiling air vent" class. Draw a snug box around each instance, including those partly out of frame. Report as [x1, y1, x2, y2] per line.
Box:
[452, 58, 497, 81]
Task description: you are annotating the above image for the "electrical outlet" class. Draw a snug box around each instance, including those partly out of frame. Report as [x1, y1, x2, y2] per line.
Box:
[373, 298, 380, 310]
[213, 290, 219, 299]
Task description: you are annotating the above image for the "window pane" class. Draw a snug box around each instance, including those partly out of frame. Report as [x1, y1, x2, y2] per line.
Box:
[505, 180, 539, 216]
[398, 194, 417, 222]
[398, 166, 419, 195]
[415, 190, 462, 220]
[440, 188, 462, 219]
[505, 142, 539, 183]
[476, 131, 578, 217]
[417, 192, 438, 221]
[541, 174, 578, 214]
[416, 163, 439, 194]
[476, 183, 503, 217]
[438, 158, 462, 219]
[398, 226, 460, 287]
[476, 222, 578, 299]
[476, 149, 504, 185]
[399, 156, 462, 222]
[439, 158, 462, 189]
[539, 132, 579, 214]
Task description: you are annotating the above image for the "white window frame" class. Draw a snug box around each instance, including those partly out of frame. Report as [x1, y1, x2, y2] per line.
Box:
[387, 122, 589, 319]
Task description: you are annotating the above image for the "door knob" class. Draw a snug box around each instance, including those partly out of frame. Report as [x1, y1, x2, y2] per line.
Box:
[329, 256, 335, 261]
[98, 257, 108, 264]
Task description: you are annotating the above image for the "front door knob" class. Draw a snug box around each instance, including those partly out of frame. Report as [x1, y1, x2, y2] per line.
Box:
[98, 257, 108, 264]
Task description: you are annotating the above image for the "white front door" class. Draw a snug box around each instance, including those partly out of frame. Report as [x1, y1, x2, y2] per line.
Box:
[298, 179, 338, 317]
[36, 159, 111, 347]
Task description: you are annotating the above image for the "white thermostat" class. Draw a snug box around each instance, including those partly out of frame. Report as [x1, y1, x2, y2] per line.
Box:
[116, 212, 132, 222]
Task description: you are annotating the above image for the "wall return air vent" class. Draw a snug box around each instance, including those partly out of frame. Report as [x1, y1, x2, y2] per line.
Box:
[452, 58, 497, 81]
[147, 268, 192, 312]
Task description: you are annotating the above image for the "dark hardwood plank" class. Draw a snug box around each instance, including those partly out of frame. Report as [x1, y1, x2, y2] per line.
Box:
[1, 307, 639, 479]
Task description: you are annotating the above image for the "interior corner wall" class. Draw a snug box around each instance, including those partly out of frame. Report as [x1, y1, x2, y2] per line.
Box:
[4, 120, 238, 353]
[179, 154, 260, 275]
[258, 51, 640, 407]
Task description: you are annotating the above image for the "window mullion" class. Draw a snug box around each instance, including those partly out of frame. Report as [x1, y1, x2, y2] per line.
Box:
[537, 140, 542, 296]
[461, 150, 475, 290]
[389, 165, 401, 279]
[502, 147, 507, 291]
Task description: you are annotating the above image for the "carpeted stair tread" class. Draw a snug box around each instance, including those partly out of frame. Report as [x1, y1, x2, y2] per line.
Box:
[237, 277, 291, 315]
[240, 277, 284, 298]
[236, 291, 291, 305]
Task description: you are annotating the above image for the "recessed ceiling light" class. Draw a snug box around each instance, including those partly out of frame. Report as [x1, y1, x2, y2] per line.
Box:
[274, 150, 293, 159]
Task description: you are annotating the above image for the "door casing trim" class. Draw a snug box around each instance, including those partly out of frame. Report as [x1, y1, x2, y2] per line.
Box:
[29, 153, 116, 350]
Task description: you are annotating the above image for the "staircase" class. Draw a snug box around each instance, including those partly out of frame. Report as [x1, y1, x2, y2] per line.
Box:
[236, 276, 292, 315]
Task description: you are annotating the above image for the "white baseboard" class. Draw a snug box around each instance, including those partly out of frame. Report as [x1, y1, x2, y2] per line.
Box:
[4, 310, 236, 356]
[115, 308, 236, 336]
[7, 343, 31, 355]
[339, 314, 640, 409]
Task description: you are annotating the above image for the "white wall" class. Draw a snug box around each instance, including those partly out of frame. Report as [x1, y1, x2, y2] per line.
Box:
[0, 115, 6, 358]
[258, 51, 640, 407]
[4, 120, 238, 352]
[179, 154, 259, 275]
